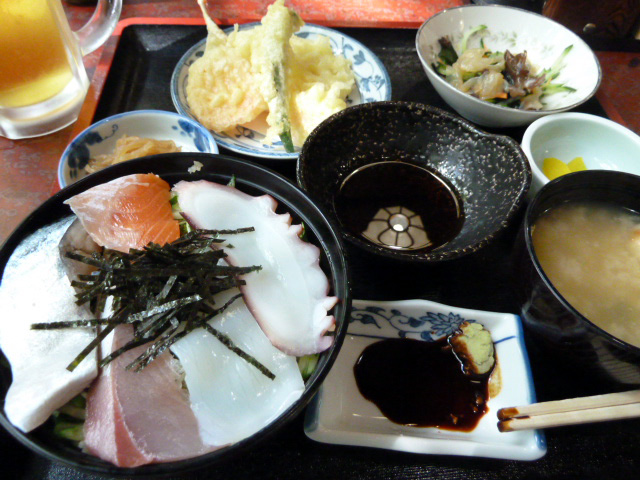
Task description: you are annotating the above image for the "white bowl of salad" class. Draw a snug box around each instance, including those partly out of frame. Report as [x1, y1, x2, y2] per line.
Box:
[416, 5, 601, 128]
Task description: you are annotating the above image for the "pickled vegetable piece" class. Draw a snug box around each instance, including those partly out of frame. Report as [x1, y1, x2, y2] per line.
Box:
[542, 157, 571, 180]
[568, 156, 587, 172]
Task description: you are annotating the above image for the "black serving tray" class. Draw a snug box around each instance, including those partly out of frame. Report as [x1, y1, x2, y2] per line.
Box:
[4, 23, 638, 480]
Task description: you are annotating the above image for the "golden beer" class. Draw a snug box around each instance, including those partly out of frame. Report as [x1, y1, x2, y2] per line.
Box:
[0, 0, 74, 108]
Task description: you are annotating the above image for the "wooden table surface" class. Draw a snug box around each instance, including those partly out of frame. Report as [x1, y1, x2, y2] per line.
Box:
[0, 0, 638, 245]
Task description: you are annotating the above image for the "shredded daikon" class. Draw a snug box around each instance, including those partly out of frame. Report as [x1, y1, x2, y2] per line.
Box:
[85, 135, 181, 174]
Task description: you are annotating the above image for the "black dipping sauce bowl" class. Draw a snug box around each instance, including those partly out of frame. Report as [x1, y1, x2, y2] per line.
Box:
[514, 170, 640, 386]
[297, 102, 531, 263]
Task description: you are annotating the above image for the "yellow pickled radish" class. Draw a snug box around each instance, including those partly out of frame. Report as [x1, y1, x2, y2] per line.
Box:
[568, 156, 587, 172]
[542, 157, 571, 180]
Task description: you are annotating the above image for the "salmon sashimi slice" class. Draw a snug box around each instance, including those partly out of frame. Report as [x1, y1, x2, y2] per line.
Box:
[84, 325, 217, 467]
[64, 173, 180, 253]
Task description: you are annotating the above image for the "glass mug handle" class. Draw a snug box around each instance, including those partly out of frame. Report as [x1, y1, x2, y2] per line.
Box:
[75, 0, 123, 56]
[0, 0, 122, 140]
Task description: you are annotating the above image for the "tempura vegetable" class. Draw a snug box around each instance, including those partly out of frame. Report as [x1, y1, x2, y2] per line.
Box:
[252, 0, 302, 151]
[187, 0, 266, 133]
[186, 0, 355, 150]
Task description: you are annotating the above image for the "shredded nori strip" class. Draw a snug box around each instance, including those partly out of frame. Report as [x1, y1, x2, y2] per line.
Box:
[33, 229, 276, 380]
[31, 318, 112, 329]
[127, 293, 246, 373]
[126, 295, 203, 323]
[203, 323, 276, 380]
[66, 321, 119, 372]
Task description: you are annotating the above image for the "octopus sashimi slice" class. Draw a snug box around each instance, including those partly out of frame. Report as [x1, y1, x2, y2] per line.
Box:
[173, 180, 338, 356]
[171, 289, 305, 446]
[84, 325, 217, 468]
[64, 173, 180, 253]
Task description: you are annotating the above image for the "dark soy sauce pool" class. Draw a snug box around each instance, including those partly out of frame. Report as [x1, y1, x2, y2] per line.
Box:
[334, 161, 464, 251]
[353, 338, 489, 431]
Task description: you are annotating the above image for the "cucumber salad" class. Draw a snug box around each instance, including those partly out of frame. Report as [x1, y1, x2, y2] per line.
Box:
[433, 25, 574, 110]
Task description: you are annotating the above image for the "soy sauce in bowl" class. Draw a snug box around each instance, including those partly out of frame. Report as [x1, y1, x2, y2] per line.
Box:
[334, 161, 464, 252]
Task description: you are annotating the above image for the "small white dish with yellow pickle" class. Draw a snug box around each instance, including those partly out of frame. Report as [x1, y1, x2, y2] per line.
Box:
[522, 113, 640, 197]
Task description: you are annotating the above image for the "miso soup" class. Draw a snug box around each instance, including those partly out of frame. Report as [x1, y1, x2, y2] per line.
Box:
[532, 201, 640, 348]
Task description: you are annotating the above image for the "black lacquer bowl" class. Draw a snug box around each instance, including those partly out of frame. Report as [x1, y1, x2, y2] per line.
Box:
[0, 154, 351, 476]
[514, 170, 640, 386]
[297, 101, 531, 262]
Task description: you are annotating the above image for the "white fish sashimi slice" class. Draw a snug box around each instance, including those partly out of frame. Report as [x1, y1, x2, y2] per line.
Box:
[59, 218, 102, 281]
[173, 180, 337, 356]
[84, 325, 217, 467]
[0, 217, 98, 432]
[170, 289, 305, 446]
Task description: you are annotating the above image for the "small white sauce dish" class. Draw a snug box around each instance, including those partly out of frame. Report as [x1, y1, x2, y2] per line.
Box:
[415, 5, 601, 128]
[522, 112, 640, 197]
[305, 298, 546, 461]
[58, 110, 218, 188]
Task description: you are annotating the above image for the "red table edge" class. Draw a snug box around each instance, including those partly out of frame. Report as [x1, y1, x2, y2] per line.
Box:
[57, 17, 628, 195]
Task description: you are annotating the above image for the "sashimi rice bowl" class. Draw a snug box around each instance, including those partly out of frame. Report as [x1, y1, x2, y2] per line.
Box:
[0, 154, 350, 475]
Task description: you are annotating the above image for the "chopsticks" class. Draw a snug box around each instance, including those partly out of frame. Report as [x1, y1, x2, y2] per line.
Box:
[497, 389, 640, 432]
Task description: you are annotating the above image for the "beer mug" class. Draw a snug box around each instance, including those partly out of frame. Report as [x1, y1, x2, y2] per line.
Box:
[0, 0, 122, 139]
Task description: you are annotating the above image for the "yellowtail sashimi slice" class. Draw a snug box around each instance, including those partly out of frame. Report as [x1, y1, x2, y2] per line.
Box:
[84, 325, 216, 467]
[173, 180, 337, 356]
[170, 289, 305, 446]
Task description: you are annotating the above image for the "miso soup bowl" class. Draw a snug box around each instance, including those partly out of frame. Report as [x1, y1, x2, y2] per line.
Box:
[514, 170, 640, 386]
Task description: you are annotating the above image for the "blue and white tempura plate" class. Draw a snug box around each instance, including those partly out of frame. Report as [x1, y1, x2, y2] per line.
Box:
[170, 23, 392, 160]
[304, 298, 547, 461]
